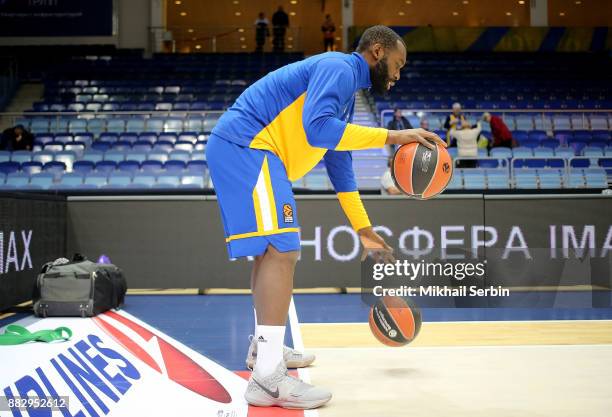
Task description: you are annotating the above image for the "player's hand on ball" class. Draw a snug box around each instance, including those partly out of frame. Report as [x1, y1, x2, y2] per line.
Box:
[386, 128, 447, 150]
[358, 226, 395, 264]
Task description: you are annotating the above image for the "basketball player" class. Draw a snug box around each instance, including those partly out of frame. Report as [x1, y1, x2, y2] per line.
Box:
[206, 25, 445, 409]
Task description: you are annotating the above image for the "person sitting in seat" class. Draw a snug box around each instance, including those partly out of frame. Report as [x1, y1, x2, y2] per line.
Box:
[0, 125, 34, 151]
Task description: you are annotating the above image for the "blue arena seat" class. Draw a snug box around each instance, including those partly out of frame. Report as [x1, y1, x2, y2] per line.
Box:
[155, 174, 181, 188]
[73, 160, 95, 174]
[95, 160, 117, 173]
[5, 172, 30, 187]
[138, 132, 158, 144]
[132, 174, 157, 187]
[42, 161, 66, 177]
[84, 173, 109, 188]
[107, 173, 133, 188]
[32, 151, 55, 165]
[117, 160, 141, 173]
[29, 173, 55, 189]
[126, 119, 146, 133]
[57, 172, 84, 188]
[180, 175, 206, 189]
[106, 119, 126, 133]
[11, 151, 32, 164]
[54, 151, 77, 171]
[21, 161, 43, 175]
[141, 160, 164, 173]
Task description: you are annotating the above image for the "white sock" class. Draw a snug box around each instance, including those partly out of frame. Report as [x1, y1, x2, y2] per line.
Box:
[253, 325, 285, 378]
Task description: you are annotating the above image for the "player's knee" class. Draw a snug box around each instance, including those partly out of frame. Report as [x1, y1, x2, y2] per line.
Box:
[267, 245, 299, 266]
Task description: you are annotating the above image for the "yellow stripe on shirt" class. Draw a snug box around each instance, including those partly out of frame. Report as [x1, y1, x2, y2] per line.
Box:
[337, 191, 371, 231]
[335, 124, 388, 151]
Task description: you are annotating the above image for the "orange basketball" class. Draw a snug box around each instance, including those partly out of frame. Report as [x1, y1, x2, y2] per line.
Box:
[368, 296, 422, 347]
[391, 142, 453, 199]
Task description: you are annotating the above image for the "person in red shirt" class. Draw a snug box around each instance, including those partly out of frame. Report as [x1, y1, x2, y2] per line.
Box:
[482, 112, 515, 148]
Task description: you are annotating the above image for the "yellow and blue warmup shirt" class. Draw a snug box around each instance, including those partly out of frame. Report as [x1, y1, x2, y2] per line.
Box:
[206, 51, 388, 258]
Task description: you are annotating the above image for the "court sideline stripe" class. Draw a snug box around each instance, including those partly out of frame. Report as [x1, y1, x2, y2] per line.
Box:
[289, 297, 319, 417]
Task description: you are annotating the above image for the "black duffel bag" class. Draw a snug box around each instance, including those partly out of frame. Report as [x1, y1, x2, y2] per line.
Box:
[33, 254, 127, 318]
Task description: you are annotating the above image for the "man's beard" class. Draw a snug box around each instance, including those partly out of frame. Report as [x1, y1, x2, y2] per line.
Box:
[370, 56, 390, 96]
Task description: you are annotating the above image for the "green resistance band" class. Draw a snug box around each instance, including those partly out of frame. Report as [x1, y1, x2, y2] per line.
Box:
[0, 325, 72, 345]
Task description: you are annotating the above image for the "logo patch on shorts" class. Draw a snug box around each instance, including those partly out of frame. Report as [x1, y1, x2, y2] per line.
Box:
[282, 203, 294, 223]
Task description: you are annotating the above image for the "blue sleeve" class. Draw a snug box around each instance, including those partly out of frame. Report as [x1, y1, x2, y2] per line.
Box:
[302, 58, 354, 149]
[324, 150, 357, 192]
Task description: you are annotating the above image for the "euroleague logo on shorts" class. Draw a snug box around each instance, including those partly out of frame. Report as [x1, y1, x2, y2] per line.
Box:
[283, 203, 294, 223]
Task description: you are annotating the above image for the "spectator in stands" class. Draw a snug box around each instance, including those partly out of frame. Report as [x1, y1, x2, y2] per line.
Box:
[443, 102, 468, 144]
[450, 122, 481, 168]
[0, 125, 34, 151]
[321, 15, 336, 51]
[272, 6, 289, 52]
[419, 117, 429, 130]
[387, 108, 412, 131]
[386, 108, 413, 154]
[254, 12, 270, 53]
[482, 112, 515, 148]
[380, 158, 401, 195]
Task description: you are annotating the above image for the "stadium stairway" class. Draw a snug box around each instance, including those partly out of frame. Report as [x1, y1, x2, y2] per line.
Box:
[0, 83, 43, 131]
[353, 91, 378, 128]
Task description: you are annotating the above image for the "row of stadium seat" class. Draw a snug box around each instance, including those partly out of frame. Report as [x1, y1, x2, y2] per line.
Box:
[0, 160, 207, 176]
[33, 141, 205, 153]
[0, 154, 205, 173]
[447, 168, 608, 190]
[31, 141, 612, 157]
[17, 113, 612, 134]
[31, 101, 231, 112]
[25, 130, 612, 149]
[389, 113, 611, 131]
[0, 171, 208, 190]
[16, 116, 220, 134]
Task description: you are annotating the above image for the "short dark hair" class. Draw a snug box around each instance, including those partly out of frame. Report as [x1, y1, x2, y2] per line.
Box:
[357, 25, 405, 53]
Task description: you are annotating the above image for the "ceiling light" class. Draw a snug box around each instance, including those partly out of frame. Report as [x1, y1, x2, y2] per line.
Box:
[290, 11, 296, 16]
[174, 0, 181, 4]
[195, 45, 201, 50]
[239, 37, 245, 41]
[288, 37, 293, 41]
[233, 0, 239, 3]
[452, 11, 459, 16]
[518, 0, 525, 4]
[506, 11, 512, 15]
[559, 11, 565, 16]
[288, 45, 293, 49]
[187, 28, 194, 33]
[238, 28, 245, 32]
[335, 37, 341, 40]
[241, 45, 247, 49]
[405, 0, 412, 3]
[290, 0, 298, 4]
[180, 11, 187, 16]
[575, 0, 582, 3]
[462, 0, 469, 4]
[398, 11, 405, 15]
[235, 11, 241, 16]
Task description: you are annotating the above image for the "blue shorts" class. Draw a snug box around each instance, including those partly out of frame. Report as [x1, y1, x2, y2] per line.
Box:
[205, 134, 300, 259]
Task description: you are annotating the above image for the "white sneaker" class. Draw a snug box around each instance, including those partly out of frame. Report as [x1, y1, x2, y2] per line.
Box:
[246, 335, 315, 370]
[245, 361, 331, 409]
